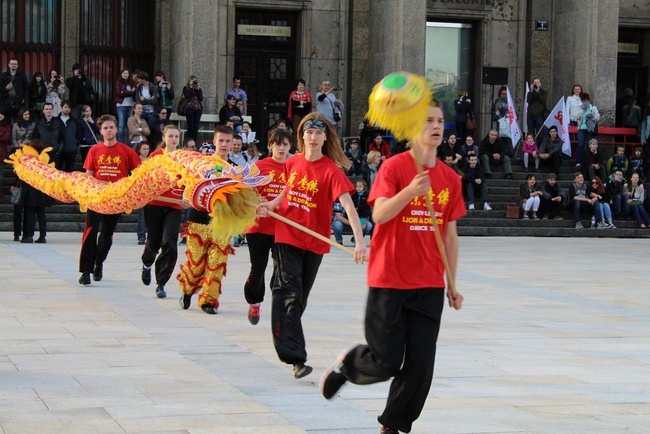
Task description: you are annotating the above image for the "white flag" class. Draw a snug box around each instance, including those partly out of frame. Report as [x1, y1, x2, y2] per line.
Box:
[543, 97, 571, 156]
[506, 87, 521, 147]
[523, 82, 530, 134]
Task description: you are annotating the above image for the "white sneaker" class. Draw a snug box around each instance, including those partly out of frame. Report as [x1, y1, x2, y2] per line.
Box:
[483, 202, 492, 211]
[468, 204, 475, 210]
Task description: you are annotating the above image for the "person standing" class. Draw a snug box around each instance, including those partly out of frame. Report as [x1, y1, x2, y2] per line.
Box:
[10, 108, 35, 151]
[259, 112, 367, 379]
[288, 78, 311, 132]
[135, 71, 158, 126]
[141, 125, 188, 298]
[78, 115, 141, 285]
[115, 68, 136, 144]
[315, 80, 343, 133]
[45, 69, 66, 117]
[57, 101, 82, 172]
[526, 77, 548, 139]
[33, 103, 64, 165]
[0, 110, 11, 199]
[65, 63, 95, 119]
[243, 128, 292, 325]
[320, 99, 464, 434]
[454, 89, 472, 143]
[19, 139, 53, 243]
[182, 75, 203, 141]
[0, 58, 28, 122]
[28, 72, 47, 114]
[154, 70, 174, 112]
[224, 76, 247, 115]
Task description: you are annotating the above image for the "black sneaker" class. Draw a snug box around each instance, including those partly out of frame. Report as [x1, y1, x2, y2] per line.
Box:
[350, 236, 355, 244]
[320, 363, 347, 399]
[20, 237, 33, 243]
[155, 285, 167, 298]
[79, 272, 91, 285]
[293, 363, 313, 379]
[35, 237, 46, 244]
[141, 266, 151, 286]
[201, 304, 217, 315]
[92, 263, 103, 281]
[179, 293, 192, 309]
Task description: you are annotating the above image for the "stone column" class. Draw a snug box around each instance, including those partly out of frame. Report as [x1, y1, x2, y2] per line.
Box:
[61, 0, 80, 91]
[169, 0, 221, 114]
[553, 0, 619, 126]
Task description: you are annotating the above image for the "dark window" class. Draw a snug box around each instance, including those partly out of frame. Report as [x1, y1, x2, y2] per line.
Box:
[79, 0, 155, 115]
[0, 0, 61, 78]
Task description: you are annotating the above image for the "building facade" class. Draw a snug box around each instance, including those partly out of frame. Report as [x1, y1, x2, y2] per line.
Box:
[2, 0, 650, 139]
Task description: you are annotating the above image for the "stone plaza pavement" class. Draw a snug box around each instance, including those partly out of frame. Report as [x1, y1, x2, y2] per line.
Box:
[1, 233, 649, 433]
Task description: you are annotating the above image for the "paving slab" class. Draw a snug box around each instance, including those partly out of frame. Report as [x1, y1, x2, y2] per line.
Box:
[0, 233, 649, 433]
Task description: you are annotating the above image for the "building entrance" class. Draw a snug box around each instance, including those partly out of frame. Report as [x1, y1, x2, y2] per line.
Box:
[234, 10, 298, 140]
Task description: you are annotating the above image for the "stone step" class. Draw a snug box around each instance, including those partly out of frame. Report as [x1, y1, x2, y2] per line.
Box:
[458, 225, 650, 238]
[458, 215, 642, 229]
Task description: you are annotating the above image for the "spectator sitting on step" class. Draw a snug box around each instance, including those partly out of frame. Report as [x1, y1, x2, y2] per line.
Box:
[437, 133, 463, 168]
[368, 132, 391, 161]
[583, 138, 607, 182]
[345, 138, 365, 177]
[462, 154, 491, 211]
[624, 172, 650, 228]
[607, 145, 628, 176]
[478, 129, 513, 179]
[240, 121, 257, 147]
[628, 145, 646, 182]
[443, 154, 464, 180]
[460, 135, 478, 166]
[331, 179, 373, 245]
[521, 133, 539, 172]
[606, 168, 628, 219]
[539, 172, 565, 220]
[520, 174, 542, 220]
[538, 125, 563, 179]
[590, 176, 616, 228]
[569, 171, 601, 229]
[228, 135, 249, 167]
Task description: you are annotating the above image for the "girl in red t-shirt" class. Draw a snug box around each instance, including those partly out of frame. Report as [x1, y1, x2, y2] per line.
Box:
[320, 101, 465, 434]
[243, 128, 293, 325]
[260, 112, 367, 379]
[141, 125, 190, 299]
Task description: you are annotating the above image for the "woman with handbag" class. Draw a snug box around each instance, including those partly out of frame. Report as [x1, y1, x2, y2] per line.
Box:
[127, 102, 150, 148]
[115, 68, 136, 143]
[182, 75, 203, 140]
[575, 92, 600, 167]
[11, 108, 35, 151]
[19, 139, 52, 243]
[625, 172, 650, 228]
[78, 104, 101, 163]
[316, 80, 343, 132]
[10, 178, 23, 241]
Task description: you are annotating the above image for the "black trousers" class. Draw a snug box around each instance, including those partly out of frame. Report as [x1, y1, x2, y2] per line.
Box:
[56, 151, 77, 172]
[23, 205, 46, 238]
[13, 204, 23, 238]
[271, 243, 323, 365]
[244, 232, 275, 305]
[141, 205, 182, 286]
[341, 287, 444, 433]
[539, 197, 563, 218]
[79, 210, 121, 273]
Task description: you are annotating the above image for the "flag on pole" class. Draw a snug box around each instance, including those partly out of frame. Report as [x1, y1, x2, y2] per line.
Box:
[543, 97, 571, 156]
[506, 87, 521, 147]
[523, 82, 530, 134]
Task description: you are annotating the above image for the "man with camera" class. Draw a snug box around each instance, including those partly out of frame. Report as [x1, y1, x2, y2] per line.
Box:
[526, 77, 548, 139]
[65, 63, 96, 119]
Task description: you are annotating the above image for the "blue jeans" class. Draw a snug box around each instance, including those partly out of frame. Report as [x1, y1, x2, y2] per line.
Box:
[630, 204, 650, 225]
[573, 200, 601, 223]
[186, 109, 202, 140]
[465, 182, 488, 204]
[527, 115, 545, 139]
[116, 105, 132, 143]
[332, 219, 373, 243]
[610, 194, 629, 216]
[576, 129, 590, 163]
[596, 202, 612, 221]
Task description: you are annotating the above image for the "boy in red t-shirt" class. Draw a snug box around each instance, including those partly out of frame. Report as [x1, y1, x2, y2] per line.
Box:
[79, 115, 141, 285]
[260, 112, 367, 379]
[320, 100, 465, 434]
[243, 128, 293, 325]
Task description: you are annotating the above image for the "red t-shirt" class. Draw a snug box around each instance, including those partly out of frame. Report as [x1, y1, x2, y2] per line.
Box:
[274, 154, 353, 254]
[83, 141, 141, 183]
[147, 149, 182, 209]
[246, 157, 286, 235]
[367, 151, 466, 289]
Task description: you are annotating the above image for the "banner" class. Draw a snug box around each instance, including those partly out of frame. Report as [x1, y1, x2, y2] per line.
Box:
[542, 97, 571, 156]
[506, 87, 522, 147]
